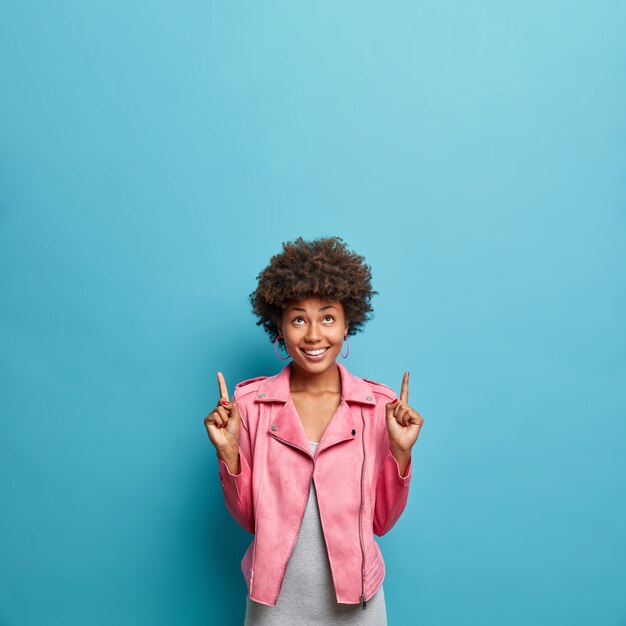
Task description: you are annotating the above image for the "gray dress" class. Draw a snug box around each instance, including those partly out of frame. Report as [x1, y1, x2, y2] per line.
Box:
[244, 441, 387, 626]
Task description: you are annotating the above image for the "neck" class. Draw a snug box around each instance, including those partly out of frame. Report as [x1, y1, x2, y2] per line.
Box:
[289, 361, 342, 394]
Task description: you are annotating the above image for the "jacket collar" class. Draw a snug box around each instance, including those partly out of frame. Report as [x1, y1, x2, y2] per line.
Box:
[254, 361, 376, 406]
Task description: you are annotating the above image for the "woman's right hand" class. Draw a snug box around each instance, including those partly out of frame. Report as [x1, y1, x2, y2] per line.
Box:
[204, 372, 241, 462]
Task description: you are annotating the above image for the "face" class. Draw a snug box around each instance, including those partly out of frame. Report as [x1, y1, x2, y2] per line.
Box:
[278, 297, 348, 375]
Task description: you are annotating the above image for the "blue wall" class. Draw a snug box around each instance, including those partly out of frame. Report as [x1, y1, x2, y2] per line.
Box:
[1, 2, 625, 625]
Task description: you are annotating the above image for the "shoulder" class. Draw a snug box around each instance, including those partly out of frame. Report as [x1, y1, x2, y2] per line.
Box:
[232, 376, 268, 401]
[362, 377, 397, 402]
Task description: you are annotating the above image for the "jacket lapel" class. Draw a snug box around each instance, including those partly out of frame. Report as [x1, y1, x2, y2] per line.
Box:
[268, 399, 313, 455]
[316, 399, 358, 455]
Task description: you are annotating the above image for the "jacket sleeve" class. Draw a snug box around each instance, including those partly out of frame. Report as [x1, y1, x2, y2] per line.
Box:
[216, 389, 255, 534]
[373, 399, 413, 537]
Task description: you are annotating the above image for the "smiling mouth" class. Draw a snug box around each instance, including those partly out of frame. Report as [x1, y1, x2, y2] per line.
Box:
[299, 347, 330, 356]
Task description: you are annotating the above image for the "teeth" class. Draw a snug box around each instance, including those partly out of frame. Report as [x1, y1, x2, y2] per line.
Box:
[302, 348, 329, 356]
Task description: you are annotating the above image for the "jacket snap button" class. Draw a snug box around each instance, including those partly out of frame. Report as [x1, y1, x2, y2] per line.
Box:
[366, 395, 373, 401]
[271, 425, 278, 431]
[258, 393, 265, 398]
[351, 429, 356, 436]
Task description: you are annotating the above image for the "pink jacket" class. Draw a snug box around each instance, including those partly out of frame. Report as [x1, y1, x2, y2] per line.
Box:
[217, 361, 413, 608]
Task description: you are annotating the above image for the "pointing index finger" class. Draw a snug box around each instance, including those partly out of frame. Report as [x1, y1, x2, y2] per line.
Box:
[217, 371, 230, 402]
[400, 371, 409, 404]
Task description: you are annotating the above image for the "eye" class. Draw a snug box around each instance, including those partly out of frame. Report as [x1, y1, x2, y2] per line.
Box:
[323, 315, 335, 324]
[292, 317, 305, 326]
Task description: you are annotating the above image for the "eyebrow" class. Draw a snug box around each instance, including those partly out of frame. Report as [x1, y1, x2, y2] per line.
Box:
[288, 305, 338, 312]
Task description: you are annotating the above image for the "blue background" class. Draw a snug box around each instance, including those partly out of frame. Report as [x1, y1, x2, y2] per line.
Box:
[1, 2, 625, 625]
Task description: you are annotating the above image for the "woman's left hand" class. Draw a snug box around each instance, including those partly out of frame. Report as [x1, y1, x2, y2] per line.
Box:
[385, 372, 424, 453]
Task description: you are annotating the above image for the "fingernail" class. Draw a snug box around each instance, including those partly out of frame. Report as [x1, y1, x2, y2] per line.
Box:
[391, 399, 398, 404]
[220, 399, 229, 406]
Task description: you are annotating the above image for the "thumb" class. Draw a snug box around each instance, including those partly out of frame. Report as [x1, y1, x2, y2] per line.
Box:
[229, 401, 241, 423]
[385, 398, 398, 421]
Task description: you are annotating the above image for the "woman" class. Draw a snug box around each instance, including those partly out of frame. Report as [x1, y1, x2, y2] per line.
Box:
[204, 236, 424, 625]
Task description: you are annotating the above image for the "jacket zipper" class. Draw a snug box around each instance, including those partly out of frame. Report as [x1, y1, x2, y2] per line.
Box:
[269, 433, 315, 600]
[249, 448, 260, 599]
[359, 407, 367, 610]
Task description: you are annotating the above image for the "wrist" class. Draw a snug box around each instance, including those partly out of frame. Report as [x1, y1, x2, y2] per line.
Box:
[390, 443, 412, 458]
[390, 445, 411, 478]
[216, 447, 240, 473]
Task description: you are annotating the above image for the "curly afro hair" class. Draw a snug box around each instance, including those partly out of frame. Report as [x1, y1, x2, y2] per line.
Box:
[250, 236, 377, 346]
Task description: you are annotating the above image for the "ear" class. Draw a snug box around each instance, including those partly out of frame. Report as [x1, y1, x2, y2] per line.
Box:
[344, 322, 349, 336]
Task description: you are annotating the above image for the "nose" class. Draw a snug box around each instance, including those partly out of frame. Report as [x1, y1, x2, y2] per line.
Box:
[304, 322, 322, 343]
